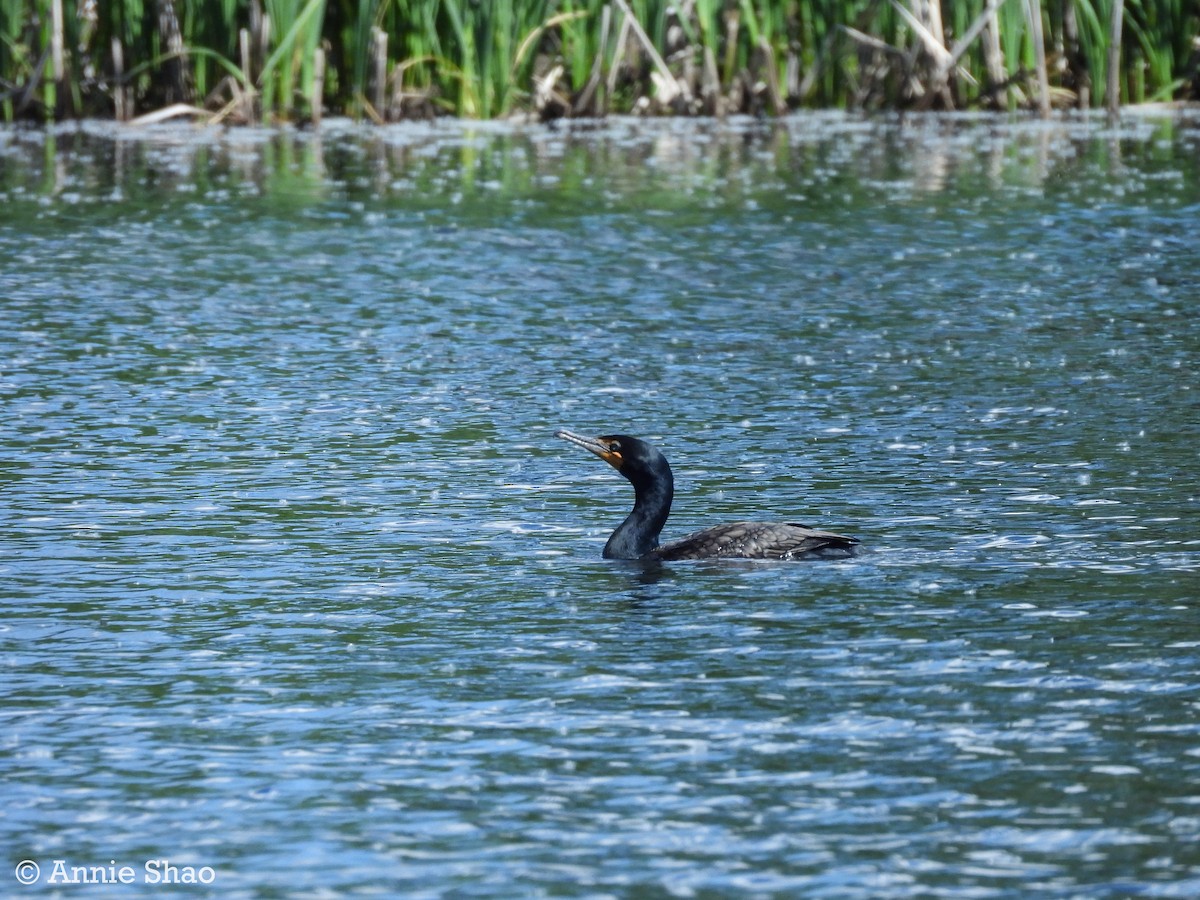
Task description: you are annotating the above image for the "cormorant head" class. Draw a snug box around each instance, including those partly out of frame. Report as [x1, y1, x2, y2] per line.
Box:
[556, 429, 676, 558]
[554, 430, 672, 491]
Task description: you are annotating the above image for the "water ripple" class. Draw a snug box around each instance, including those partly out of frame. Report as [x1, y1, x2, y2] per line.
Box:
[3, 113, 1199, 897]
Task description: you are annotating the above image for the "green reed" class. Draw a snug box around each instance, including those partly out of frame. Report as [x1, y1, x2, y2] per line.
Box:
[0, 0, 1195, 122]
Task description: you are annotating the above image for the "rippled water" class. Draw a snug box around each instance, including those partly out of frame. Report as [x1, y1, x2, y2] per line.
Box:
[3, 112, 1199, 897]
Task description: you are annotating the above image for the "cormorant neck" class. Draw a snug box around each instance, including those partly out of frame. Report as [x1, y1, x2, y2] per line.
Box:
[603, 464, 673, 560]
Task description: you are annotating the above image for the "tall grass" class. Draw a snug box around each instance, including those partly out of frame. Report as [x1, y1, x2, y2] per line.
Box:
[0, 0, 1196, 122]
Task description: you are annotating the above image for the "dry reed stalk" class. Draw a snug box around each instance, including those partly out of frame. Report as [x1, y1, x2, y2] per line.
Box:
[841, 24, 904, 108]
[892, 2, 950, 66]
[360, 93, 384, 123]
[612, 0, 686, 108]
[312, 46, 324, 125]
[51, 0, 63, 86]
[927, 0, 1005, 106]
[760, 39, 785, 114]
[948, 0, 1008, 71]
[386, 56, 440, 120]
[250, 0, 263, 57]
[924, 0, 945, 44]
[6, 0, 1191, 122]
[208, 82, 240, 125]
[785, 47, 800, 99]
[240, 28, 252, 82]
[535, 63, 564, 117]
[681, 48, 697, 104]
[1062, 1, 1088, 109]
[701, 45, 721, 114]
[606, 11, 632, 101]
[112, 38, 126, 121]
[128, 102, 209, 125]
[235, 29, 257, 122]
[723, 9, 738, 90]
[917, 0, 948, 94]
[156, 0, 191, 104]
[597, 4, 612, 114]
[573, 3, 612, 116]
[1107, 0, 1124, 124]
[842, 26, 902, 56]
[893, 0, 953, 106]
[259, 13, 272, 76]
[371, 27, 387, 117]
[389, 64, 403, 118]
[1024, 0, 1051, 117]
[981, 13, 1007, 105]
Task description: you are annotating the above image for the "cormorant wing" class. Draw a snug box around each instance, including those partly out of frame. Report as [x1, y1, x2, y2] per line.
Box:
[651, 522, 859, 561]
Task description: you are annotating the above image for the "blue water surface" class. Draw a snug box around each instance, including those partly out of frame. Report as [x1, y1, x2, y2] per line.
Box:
[2, 111, 1198, 897]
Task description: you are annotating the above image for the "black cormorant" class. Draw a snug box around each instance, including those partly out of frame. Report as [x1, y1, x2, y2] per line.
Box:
[555, 429, 860, 561]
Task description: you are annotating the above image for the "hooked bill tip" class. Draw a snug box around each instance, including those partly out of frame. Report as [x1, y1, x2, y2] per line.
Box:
[555, 428, 591, 444]
[556, 429, 609, 455]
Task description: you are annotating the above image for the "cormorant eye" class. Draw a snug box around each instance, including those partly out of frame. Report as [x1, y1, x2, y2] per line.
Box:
[608, 442, 621, 453]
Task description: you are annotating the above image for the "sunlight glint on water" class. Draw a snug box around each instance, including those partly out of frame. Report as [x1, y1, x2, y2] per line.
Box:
[1, 112, 1198, 897]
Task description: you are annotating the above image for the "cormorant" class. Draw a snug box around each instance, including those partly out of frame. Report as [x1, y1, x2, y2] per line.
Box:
[555, 429, 859, 561]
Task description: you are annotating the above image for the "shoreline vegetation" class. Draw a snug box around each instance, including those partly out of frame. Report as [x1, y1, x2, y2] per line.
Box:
[1, 2, 1197, 127]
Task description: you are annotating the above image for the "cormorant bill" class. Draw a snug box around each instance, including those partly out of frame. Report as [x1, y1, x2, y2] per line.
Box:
[555, 429, 859, 561]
